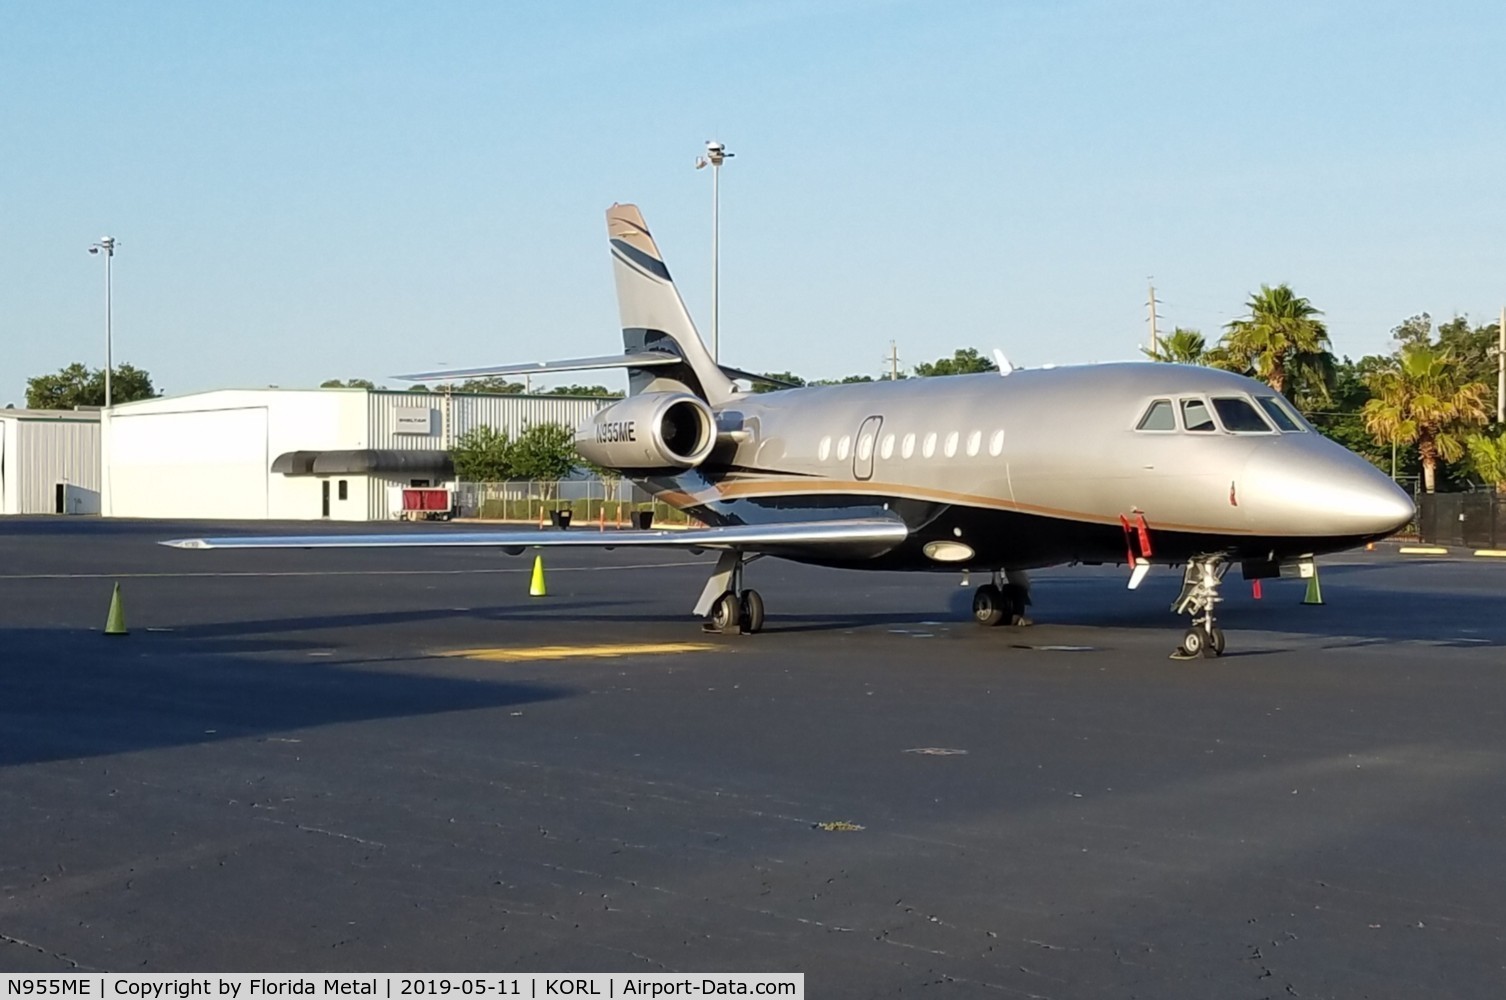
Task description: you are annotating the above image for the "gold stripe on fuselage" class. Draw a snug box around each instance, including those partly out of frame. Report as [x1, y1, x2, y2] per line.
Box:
[648, 475, 1266, 537]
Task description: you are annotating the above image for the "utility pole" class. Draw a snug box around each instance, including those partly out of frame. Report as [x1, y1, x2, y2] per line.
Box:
[88, 237, 118, 407]
[695, 141, 733, 363]
[1146, 279, 1160, 359]
[884, 341, 901, 380]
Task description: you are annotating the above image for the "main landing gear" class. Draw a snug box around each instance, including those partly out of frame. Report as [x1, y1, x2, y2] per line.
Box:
[697, 550, 765, 634]
[1171, 555, 1228, 660]
[971, 570, 1032, 627]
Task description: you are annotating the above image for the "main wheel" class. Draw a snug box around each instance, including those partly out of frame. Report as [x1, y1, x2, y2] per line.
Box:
[972, 584, 1006, 626]
[1181, 626, 1207, 658]
[710, 592, 741, 632]
[740, 589, 765, 634]
[1208, 626, 1226, 656]
[1002, 583, 1032, 626]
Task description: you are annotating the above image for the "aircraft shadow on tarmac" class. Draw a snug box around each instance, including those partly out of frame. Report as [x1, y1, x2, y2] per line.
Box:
[0, 627, 570, 768]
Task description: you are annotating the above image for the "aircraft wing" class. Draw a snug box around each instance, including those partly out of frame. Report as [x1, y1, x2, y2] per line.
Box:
[162, 516, 909, 555]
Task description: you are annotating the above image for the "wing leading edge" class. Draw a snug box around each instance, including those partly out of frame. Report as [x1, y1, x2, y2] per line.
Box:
[162, 516, 909, 555]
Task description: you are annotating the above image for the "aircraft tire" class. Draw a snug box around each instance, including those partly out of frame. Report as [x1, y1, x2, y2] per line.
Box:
[740, 590, 765, 634]
[710, 592, 742, 632]
[1181, 626, 1208, 659]
[972, 585, 1006, 626]
[1209, 626, 1226, 656]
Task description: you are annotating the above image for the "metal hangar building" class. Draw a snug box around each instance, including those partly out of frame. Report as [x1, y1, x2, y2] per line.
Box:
[100, 388, 609, 521]
[0, 409, 102, 515]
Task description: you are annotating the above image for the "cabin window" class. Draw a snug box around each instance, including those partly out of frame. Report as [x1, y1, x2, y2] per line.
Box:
[837, 435, 851, 461]
[818, 436, 832, 461]
[901, 433, 916, 459]
[922, 432, 938, 458]
[1181, 398, 1216, 432]
[1256, 395, 1304, 432]
[1212, 397, 1274, 433]
[857, 433, 874, 461]
[880, 434, 895, 460]
[1137, 399, 1176, 431]
[966, 430, 982, 457]
[989, 429, 1005, 457]
[944, 431, 959, 458]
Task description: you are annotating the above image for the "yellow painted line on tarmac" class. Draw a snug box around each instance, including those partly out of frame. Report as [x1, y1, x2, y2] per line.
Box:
[1474, 550, 1506, 558]
[1398, 546, 1450, 555]
[441, 642, 719, 663]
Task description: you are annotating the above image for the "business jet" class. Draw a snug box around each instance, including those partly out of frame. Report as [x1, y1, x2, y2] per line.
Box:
[166, 204, 1414, 659]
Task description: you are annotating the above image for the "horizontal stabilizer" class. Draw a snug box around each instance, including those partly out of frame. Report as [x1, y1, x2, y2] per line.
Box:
[163, 516, 909, 555]
[397, 352, 682, 383]
[721, 367, 801, 389]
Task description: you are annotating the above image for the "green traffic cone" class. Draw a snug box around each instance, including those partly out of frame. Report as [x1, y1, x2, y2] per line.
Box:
[1302, 569, 1324, 606]
[105, 582, 129, 635]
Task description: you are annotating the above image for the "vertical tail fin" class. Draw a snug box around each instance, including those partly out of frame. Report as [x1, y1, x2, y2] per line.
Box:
[607, 204, 736, 403]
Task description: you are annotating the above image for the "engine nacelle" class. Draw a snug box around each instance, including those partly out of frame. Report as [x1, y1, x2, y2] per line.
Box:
[574, 392, 716, 471]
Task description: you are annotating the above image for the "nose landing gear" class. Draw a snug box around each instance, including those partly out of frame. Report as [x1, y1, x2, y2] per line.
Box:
[1172, 555, 1228, 659]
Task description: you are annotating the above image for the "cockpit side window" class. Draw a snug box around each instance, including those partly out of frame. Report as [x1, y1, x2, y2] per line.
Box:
[1256, 395, 1305, 432]
[1136, 399, 1176, 431]
[1181, 398, 1216, 432]
[1212, 396, 1275, 433]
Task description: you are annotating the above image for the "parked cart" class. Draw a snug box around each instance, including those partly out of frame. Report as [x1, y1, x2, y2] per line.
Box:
[397, 487, 455, 521]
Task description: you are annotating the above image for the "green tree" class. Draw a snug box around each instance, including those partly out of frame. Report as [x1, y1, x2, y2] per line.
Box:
[1436, 315, 1501, 391]
[548, 384, 623, 398]
[512, 423, 578, 480]
[1141, 328, 1208, 364]
[406, 384, 431, 393]
[750, 371, 808, 394]
[320, 378, 379, 389]
[1465, 431, 1506, 492]
[450, 425, 514, 482]
[26, 362, 158, 409]
[812, 374, 876, 385]
[913, 348, 997, 377]
[456, 377, 525, 394]
[1220, 284, 1334, 399]
[1362, 342, 1491, 493]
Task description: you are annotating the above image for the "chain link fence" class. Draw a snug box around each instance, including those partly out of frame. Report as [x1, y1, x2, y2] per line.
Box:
[452, 479, 694, 527]
[1414, 492, 1506, 548]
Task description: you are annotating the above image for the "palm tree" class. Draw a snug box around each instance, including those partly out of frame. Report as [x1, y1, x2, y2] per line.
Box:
[1466, 431, 1506, 493]
[1141, 328, 1207, 364]
[1220, 284, 1333, 397]
[1362, 343, 1491, 493]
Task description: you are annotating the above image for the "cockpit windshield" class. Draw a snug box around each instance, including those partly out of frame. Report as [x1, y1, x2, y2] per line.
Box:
[1181, 398, 1216, 432]
[1255, 395, 1306, 432]
[1211, 397, 1275, 433]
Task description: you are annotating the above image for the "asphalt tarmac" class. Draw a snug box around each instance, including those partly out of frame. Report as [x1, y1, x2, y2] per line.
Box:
[3, 517, 1505, 997]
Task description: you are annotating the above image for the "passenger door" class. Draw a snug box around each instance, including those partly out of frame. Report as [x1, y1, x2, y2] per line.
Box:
[853, 415, 883, 481]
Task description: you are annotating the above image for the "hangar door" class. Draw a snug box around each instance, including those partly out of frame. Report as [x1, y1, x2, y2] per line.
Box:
[109, 407, 270, 519]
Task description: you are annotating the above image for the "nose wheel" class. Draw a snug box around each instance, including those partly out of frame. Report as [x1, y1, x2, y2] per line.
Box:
[1171, 555, 1229, 660]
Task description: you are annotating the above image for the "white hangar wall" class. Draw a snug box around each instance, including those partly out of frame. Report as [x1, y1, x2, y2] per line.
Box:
[0, 410, 101, 515]
[103, 389, 612, 521]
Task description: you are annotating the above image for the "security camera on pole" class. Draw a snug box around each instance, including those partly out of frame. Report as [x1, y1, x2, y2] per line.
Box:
[694, 140, 733, 363]
[87, 236, 118, 408]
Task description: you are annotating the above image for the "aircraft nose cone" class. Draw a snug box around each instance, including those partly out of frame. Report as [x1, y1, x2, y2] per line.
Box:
[1242, 442, 1415, 540]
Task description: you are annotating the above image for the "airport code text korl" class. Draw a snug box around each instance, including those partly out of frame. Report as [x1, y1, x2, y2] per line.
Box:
[2, 978, 802, 1000]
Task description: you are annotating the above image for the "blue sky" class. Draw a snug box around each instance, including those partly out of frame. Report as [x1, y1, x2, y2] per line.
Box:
[3, 0, 1503, 405]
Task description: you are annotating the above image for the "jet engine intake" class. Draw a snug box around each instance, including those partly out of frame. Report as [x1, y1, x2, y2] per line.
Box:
[574, 392, 716, 471]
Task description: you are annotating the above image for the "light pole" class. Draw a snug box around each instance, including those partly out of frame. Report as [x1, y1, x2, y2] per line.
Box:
[695, 140, 733, 362]
[87, 237, 118, 408]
